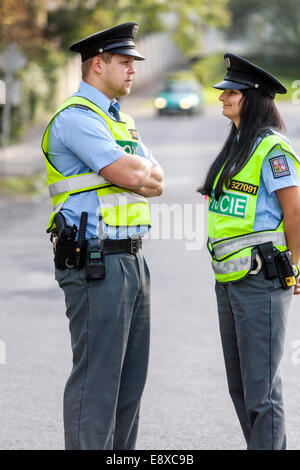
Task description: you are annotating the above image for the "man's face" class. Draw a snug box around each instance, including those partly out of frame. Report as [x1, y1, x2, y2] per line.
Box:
[101, 54, 136, 98]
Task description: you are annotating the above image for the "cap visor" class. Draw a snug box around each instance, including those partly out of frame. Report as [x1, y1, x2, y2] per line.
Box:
[110, 48, 145, 60]
[213, 80, 249, 90]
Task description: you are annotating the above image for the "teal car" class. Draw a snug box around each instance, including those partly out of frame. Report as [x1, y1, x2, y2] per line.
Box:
[154, 78, 204, 115]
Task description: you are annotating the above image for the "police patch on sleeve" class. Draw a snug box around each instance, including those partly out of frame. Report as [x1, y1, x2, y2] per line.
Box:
[129, 129, 138, 140]
[269, 155, 291, 178]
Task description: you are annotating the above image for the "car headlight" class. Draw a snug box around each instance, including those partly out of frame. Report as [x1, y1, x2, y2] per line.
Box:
[179, 96, 199, 109]
[154, 97, 167, 109]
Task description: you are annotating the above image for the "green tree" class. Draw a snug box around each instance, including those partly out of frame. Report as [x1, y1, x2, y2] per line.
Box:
[45, 0, 230, 58]
[0, 0, 50, 58]
[264, 0, 300, 51]
[172, 0, 231, 58]
[46, 0, 170, 51]
[226, 0, 263, 37]
[0, 0, 232, 144]
[227, 0, 300, 53]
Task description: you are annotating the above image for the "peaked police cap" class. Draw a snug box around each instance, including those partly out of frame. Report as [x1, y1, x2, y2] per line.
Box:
[69, 22, 145, 62]
[213, 53, 287, 98]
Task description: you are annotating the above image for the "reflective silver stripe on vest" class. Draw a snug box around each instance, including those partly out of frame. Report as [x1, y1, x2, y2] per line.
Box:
[48, 173, 108, 197]
[210, 231, 286, 259]
[209, 237, 222, 244]
[98, 191, 148, 208]
[212, 256, 252, 275]
[53, 202, 64, 213]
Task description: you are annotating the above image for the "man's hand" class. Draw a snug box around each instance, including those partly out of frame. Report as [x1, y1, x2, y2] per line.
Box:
[294, 276, 300, 295]
[133, 164, 164, 198]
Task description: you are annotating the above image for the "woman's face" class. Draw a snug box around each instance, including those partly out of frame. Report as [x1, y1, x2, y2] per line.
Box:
[218, 89, 244, 127]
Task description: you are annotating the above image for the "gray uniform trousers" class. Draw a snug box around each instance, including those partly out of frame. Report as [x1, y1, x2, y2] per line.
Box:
[55, 251, 150, 450]
[215, 270, 293, 450]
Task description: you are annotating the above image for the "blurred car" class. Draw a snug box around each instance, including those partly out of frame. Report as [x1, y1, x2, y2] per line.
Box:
[154, 78, 204, 116]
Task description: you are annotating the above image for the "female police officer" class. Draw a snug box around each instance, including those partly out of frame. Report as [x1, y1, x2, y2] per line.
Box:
[198, 53, 300, 450]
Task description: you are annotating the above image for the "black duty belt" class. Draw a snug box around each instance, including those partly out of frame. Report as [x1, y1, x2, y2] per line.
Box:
[103, 237, 142, 255]
[52, 210, 143, 273]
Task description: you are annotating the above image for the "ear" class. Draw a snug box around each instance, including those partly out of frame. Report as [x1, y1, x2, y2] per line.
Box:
[91, 55, 102, 74]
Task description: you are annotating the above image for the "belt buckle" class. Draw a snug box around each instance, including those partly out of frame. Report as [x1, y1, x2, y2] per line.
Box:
[130, 237, 140, 254]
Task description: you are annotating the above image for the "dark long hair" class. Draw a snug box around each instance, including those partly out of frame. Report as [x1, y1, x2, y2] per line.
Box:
[198, 88, 285, 200]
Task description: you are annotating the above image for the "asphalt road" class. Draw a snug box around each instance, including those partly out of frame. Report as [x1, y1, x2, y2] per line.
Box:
[1, 101, 300, 450]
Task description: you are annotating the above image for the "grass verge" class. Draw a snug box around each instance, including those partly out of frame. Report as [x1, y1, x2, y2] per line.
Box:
[0, 172, 47, 199]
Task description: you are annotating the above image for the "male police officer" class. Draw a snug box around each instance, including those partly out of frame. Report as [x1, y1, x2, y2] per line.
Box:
[42, 22, 164, 450]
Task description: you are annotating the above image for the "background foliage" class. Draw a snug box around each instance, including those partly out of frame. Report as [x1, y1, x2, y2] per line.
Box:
[0, 0, 299, 144]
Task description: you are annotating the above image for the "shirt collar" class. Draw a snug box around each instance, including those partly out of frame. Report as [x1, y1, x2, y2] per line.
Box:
[74, 81, 114, 115]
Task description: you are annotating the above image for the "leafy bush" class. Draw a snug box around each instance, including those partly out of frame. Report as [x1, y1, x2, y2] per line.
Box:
[191, 54, 225, 87]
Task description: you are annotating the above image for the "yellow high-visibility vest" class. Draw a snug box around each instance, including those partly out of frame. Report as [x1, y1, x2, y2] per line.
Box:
[207, 132, 300, 282]
[42, 96, 151, 233]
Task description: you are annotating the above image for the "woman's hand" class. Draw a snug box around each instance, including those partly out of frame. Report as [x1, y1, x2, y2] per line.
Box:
[294, 276, 300, 295]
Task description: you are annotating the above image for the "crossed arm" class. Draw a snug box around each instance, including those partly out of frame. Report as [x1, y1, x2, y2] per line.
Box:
[99, 152, 164, 198]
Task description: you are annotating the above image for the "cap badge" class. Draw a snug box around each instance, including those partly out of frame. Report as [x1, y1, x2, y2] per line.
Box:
[254, 83, 259, 88]
[225, 57, 230, 68]
[132, 25, 139, 37]
[99, 48, 104, 53]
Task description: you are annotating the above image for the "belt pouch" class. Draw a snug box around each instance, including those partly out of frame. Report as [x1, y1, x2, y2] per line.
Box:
[257, 241, 278, 279]
[54, 236, 75, 269]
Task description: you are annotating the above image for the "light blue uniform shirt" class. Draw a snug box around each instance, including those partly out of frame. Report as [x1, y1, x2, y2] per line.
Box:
[253, 131, 300, 230]
[48, 81, 156, 239]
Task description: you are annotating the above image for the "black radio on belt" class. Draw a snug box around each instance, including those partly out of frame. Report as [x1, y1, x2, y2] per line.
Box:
[85, 236, 106, 280]
[276, 250, 297, 289]
[258, 242, 296, 289]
